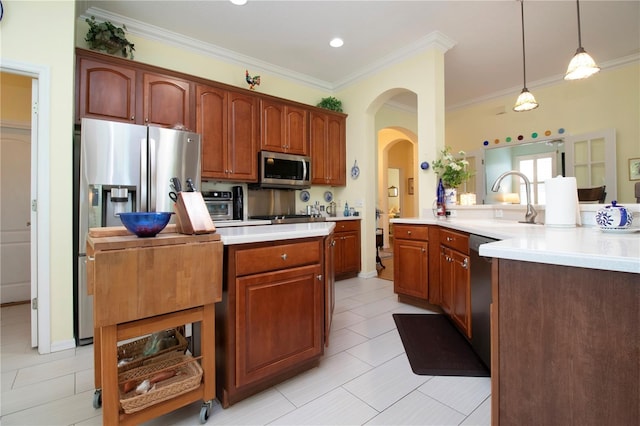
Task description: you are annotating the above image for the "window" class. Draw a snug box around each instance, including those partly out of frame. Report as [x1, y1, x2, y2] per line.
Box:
[515, 153, 556, 204]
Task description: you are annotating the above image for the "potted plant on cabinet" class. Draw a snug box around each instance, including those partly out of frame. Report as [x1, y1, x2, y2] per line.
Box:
[316, 96, 343, 112]
[85, 16, 135, 59]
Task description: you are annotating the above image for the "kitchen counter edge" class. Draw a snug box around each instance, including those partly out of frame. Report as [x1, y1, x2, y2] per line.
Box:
[391, 218, 639, 274]
[215, 221, 336, 245]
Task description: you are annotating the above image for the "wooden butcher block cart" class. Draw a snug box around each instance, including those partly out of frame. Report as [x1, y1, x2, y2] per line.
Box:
[86, 225, 222, 425]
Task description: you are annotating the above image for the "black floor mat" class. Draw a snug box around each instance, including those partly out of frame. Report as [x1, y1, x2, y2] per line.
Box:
[393, 314, 490, 376]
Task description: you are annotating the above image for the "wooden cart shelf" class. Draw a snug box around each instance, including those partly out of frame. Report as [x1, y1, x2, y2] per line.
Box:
[87, 230, 222, 425]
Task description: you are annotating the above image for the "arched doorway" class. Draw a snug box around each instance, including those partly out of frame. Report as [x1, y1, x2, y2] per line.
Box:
[377, 128, 417, 249]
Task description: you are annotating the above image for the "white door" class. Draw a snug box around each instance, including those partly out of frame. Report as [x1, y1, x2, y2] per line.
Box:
[0, 124, 32, 305]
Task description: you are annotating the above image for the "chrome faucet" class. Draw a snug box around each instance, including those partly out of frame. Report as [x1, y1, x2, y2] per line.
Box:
[491, 170, 538, 223]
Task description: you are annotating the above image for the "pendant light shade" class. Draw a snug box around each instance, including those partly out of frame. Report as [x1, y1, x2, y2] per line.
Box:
[514, 88, 539, 112]
[514, 0, 538, 112]
[565, 0, 600, 80]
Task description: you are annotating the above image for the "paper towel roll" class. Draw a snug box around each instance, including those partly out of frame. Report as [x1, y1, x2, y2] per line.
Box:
[545, 176, 578, 227]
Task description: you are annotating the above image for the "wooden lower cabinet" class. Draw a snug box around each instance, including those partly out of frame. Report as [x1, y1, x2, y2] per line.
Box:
[332, 219, 361, 280]
[217, 237, 327, 407]
[393, 224, 429, 301]
[392, 225, 471, 337]
[493, 259, 639, 426]
[439, 229, 471, 338]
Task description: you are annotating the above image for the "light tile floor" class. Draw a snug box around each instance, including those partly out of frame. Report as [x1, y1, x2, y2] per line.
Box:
[0, 277, 491, 425]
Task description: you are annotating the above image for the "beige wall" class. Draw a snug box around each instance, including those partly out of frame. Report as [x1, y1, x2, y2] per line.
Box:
[446, 63, 640, 203]
[2, 0, 76, 347]
[1, 72, 32, 123]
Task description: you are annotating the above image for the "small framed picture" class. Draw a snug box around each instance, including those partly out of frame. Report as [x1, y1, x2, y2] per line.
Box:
[629, 158, 640, 181]
[408, 178, 414, 195]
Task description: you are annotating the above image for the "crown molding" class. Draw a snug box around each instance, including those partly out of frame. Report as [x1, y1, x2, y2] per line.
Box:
[446, 52, 640, 112]
[80, 9, 636, 110]
[333, 31, 457, 92]
[82, 9, 456, 95]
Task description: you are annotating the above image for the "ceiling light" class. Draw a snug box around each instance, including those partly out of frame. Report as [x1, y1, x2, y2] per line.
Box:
[513, 0, 539, 112]
[564, 0, 600, 80]
[329, 38, 344, 48]
[230, 0, 248, 5]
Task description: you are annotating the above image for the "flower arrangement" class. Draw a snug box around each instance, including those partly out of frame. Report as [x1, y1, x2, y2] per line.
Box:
[432, 146, 471, 188]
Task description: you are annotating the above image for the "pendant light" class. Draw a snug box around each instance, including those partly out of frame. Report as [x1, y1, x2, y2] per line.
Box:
[564, 0, 600, 80]
[513, 0, 539, 112]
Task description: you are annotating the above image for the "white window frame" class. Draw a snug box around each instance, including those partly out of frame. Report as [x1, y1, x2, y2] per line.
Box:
[515, 152, 557, 205]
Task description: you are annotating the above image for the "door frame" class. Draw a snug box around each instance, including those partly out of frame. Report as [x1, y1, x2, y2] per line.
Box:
[1, 59, 52, 354]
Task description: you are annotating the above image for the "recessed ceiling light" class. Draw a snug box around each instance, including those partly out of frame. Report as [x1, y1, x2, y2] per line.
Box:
[230, 0, 248, 5]
[329, 38, 344, 48]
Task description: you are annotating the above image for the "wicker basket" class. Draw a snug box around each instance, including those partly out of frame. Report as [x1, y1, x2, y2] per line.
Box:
[118, 354, 203, 414]
[117, 328, 188, 373]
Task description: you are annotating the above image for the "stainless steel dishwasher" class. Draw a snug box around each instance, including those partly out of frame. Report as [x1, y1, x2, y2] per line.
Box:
[469, 234, 497, 370]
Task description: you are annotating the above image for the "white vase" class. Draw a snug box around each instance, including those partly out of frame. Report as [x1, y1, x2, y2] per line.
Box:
[444, 187, 457, 207]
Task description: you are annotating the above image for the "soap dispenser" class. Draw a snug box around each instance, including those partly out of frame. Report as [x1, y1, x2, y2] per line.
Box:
[343, 202, 350, 217]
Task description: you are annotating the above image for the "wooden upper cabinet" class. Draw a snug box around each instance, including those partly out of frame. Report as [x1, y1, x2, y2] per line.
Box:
[260, 99, 309, 155]
[310, 111, 346, 186]
[77, 57, 136, 124]
[227, 91, 258, 181]
[142, 72, 193, 129]
[197, 84, 228, 179]
[76, 50, 194, 130]
[198, 84, 258, 181]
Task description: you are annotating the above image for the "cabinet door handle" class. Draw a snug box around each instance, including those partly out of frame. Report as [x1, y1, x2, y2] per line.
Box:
[421, 248, 426, 253]
[462, 258, 468, 269]
[407, 230, 412, 235]
[316, 274, 323, 281]
[281, 253, 288, 260]
[130, 115, 135, 121]
[446, 237, 454, 242]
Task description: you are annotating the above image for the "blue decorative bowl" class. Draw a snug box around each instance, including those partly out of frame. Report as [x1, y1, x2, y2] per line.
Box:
[118, 212, 173, 237]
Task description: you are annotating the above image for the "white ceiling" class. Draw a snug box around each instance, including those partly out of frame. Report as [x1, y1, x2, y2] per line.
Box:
[78, 0, 639, 110]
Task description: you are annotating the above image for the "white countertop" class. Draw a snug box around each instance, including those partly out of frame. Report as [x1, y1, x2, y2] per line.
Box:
[215, 221, 335, 245]
[326, 216, 362, 221]
[391, 217, 640, 274]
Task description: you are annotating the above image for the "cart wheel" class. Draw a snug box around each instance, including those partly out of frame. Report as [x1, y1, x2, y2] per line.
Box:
[93, 389, 102, 409]
[199, 401, 211, 424]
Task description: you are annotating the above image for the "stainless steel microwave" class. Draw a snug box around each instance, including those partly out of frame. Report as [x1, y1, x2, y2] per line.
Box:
[256, 151, 311, 189]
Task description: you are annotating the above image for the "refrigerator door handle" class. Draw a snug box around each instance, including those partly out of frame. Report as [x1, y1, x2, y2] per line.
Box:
[141, 135, 149, 211]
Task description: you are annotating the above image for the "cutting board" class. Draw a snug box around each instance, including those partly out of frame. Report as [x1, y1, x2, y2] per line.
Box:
[174, 191, 216, 235]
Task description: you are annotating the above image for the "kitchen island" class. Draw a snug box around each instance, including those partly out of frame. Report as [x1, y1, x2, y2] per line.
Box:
[212, 222, 335, 407]
[391, 216, 639, 426]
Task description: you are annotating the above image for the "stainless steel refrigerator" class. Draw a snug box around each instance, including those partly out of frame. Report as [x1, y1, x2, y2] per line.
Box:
[74, 118, 201, 345]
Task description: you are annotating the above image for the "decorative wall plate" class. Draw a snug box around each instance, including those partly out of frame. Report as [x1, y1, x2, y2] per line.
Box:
[324, 191, 333, 202]
[351, 160, 360, 179]
[300, 190, 310, 202]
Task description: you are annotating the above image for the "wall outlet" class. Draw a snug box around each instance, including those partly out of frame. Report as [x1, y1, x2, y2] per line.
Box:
[354, 199, 364, 208]
[494, 209, 504, 218]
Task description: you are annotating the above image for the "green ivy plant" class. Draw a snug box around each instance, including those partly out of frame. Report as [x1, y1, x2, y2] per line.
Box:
[316, 96, 343, 112]
[85, 16, 135, 59]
